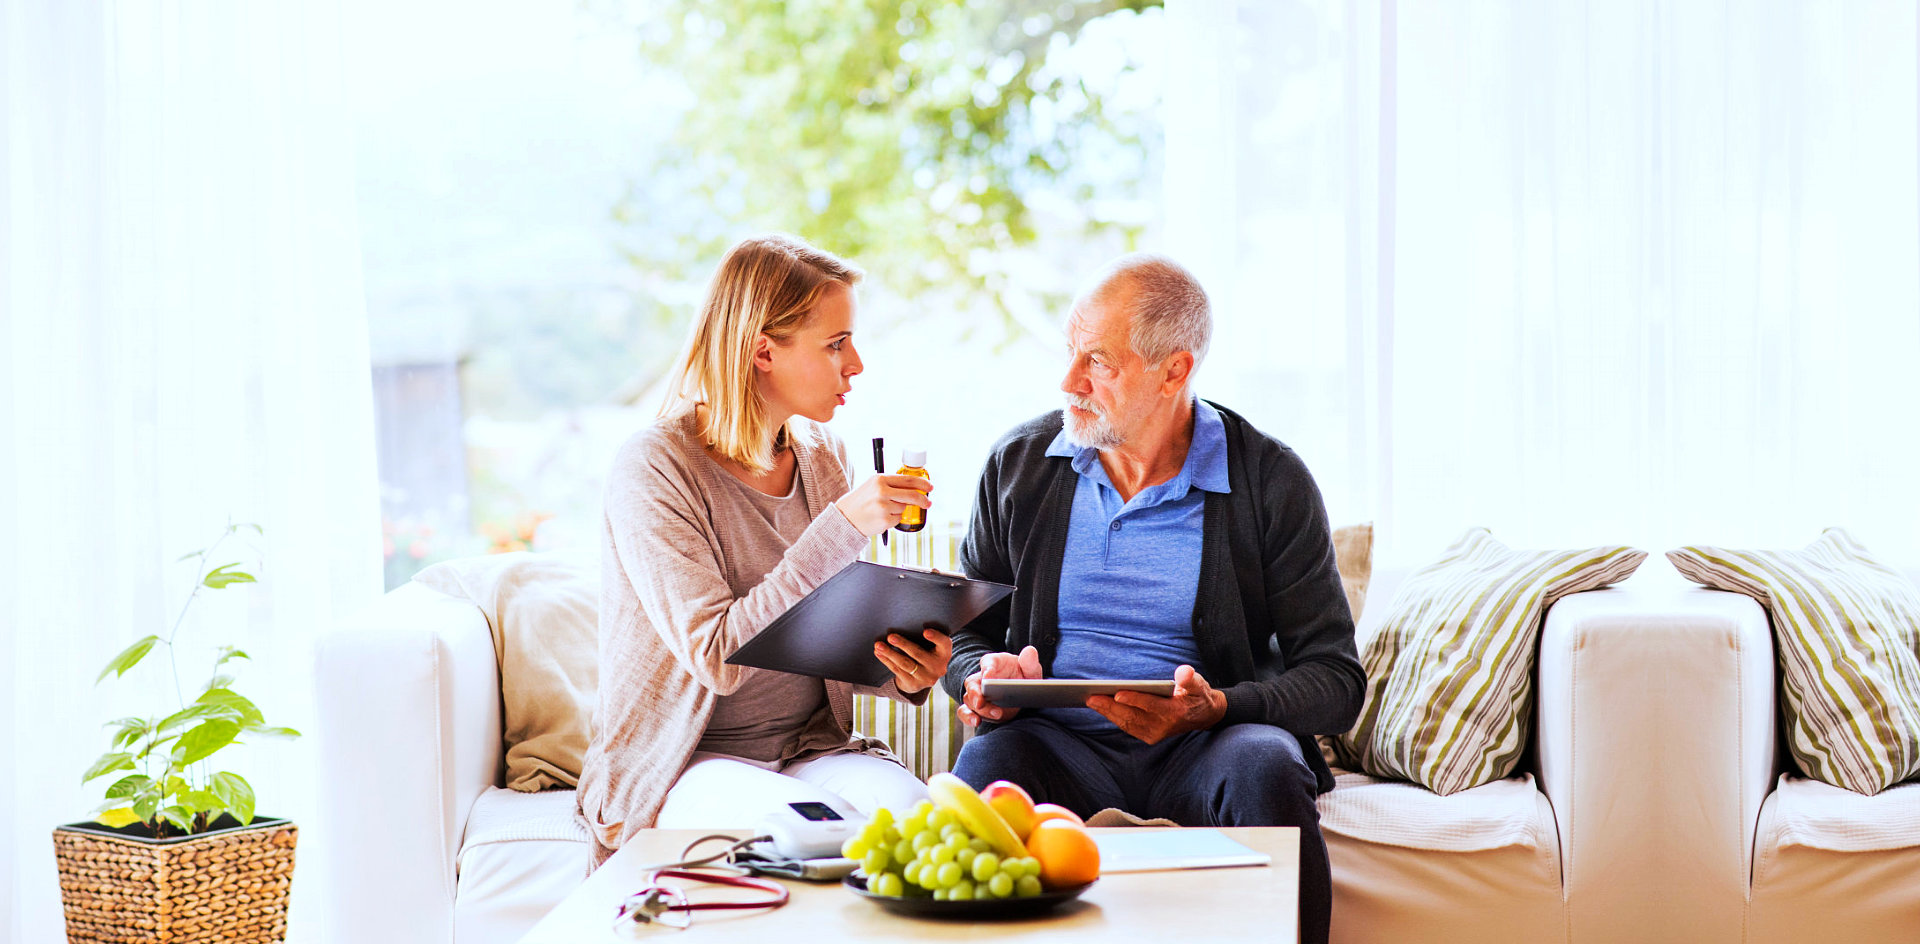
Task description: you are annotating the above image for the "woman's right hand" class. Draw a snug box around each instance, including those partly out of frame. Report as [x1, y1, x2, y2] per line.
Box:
[834, 473, 933, 537]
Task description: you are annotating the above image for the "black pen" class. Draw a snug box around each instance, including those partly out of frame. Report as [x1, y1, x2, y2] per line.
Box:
[871, 437, 888, 546]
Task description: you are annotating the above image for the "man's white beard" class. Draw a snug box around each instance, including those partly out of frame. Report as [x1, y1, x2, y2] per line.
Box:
[1062, 397, 1124, 449]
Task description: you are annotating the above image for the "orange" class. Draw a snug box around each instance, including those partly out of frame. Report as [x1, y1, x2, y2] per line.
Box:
[1029, 803, 1084, 828]
[1026, 819, 1100, 888]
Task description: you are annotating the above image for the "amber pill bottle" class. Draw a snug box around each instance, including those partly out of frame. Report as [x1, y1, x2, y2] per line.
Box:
[893, 448, 929, 533]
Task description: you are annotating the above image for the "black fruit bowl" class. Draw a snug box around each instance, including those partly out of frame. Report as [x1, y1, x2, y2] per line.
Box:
[843, 872, 1095, 920]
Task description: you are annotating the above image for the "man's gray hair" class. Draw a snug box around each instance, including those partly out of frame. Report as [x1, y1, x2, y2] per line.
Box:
[1086, 253, 1212, 369]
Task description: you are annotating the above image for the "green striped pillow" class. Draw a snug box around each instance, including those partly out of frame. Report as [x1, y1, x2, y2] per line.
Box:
[1334, 529, 1646, 795]
[1668, 530, 1920, 795]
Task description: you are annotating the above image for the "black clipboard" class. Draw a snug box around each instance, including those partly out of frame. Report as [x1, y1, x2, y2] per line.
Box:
[725, 561, 1015, 687]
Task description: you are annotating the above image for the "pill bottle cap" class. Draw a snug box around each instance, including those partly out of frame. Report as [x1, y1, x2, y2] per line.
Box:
[901, 448, 927, 468]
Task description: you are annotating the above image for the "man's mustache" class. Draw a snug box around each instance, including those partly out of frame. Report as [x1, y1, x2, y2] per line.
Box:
[1065, 397, 1103, 418]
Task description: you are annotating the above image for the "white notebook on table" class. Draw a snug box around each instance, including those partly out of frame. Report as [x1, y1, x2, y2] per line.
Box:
[1093, 828, 1272, 873]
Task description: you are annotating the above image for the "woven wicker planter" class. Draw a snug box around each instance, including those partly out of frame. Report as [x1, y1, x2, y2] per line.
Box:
[52, 816, 297, 944]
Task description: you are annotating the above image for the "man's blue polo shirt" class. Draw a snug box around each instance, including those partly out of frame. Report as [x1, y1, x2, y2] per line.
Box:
[1040, 398, 1231, 731]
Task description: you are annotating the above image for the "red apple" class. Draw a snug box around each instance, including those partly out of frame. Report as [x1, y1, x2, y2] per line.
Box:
[980, 780, 1038, 840]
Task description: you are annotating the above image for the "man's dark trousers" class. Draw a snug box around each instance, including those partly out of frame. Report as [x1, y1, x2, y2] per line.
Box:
[953, 715, 1331, 944]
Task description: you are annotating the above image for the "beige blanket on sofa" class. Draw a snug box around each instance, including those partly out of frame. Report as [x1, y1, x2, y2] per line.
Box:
[414, 551, 598, 792]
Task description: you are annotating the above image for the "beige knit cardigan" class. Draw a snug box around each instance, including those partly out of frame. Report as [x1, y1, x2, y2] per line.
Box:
[576, 412, 925, 865]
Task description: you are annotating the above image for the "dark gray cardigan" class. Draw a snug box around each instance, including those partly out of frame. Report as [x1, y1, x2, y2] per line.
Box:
[941, 402, 1366, 793]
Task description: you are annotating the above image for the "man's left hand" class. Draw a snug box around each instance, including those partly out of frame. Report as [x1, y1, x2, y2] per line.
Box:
[1086, 664, 1227, 745]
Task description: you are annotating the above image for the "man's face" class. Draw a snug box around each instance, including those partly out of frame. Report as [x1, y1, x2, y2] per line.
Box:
[1059, 286, 1162, 449]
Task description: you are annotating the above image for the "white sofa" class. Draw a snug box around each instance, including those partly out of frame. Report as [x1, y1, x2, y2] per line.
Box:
[316, 580, 590, 944]
[314, 558, 1920, 944]
[1322, 560, 1782, 943]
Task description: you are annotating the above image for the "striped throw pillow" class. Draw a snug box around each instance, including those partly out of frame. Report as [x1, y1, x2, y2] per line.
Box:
[1334, 529, 1646, 795]
[1668, 530, 1920, 795]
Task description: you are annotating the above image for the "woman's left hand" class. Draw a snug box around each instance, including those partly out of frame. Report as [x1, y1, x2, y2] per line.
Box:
[873, 627, 952, 694]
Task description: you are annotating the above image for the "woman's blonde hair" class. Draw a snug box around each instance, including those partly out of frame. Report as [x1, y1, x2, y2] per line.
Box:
[660, 234, 863, 472]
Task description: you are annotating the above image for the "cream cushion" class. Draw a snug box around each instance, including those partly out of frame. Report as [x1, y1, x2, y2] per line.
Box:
[1320, 771, 1565, 944]
[454, 787, 590, 944]
[1333, 522, 1374, 622]
[1334, 529, 1645, 795]
[414, 552, 599, 791]
[1755, 773, 1920, 853]
[1318, 771, 1553, 852]
[1748, 776, 1920, 944]
[1668, 529, 1920, 794]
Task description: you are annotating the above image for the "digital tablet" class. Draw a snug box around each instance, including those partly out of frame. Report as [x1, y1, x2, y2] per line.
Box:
[979, 678, 1177, 709]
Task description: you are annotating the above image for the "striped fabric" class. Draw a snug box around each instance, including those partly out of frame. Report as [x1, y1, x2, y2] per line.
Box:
[1334, 529, 1646, 796]
[852, 524, 974, 778]
[1668, 530, 1920, 795]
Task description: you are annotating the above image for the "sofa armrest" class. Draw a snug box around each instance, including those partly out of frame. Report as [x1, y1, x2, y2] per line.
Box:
[1535, 560, 1777, 944]
[315, 582, 504, 944]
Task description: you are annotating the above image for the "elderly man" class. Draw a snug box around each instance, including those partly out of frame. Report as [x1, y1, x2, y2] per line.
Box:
[941, 254, 1363, 944]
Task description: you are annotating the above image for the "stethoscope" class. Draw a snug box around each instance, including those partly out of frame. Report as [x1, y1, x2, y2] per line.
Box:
[613, 868, 791, 931]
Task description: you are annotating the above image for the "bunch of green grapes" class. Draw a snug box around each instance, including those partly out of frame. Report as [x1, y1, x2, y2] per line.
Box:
[843, 800, 1046, 900]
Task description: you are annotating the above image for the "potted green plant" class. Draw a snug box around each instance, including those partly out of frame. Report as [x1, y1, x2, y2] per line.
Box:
[53, 524, 301, 944]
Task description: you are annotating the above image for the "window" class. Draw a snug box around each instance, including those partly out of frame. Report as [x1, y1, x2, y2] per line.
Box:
[356, 0, 1168, 586]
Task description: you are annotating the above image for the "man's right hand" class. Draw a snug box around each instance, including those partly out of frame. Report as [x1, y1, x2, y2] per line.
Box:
[959, 645, 1043, 726]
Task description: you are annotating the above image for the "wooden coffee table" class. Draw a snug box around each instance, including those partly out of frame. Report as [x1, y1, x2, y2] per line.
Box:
[521, 827, 1298, 943]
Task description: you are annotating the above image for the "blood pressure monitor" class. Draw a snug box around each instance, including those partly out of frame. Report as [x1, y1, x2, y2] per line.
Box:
[755, 801, 859, 861]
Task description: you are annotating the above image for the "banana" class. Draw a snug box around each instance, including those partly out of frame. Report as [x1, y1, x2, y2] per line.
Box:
[927, 773, 1028, 859]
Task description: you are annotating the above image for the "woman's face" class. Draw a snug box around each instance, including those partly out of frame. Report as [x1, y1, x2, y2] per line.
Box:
[756, 281, 863, 424]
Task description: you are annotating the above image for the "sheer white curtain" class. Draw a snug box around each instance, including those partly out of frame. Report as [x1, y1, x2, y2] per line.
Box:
[1168, 0, 1920, 568]
[1, 3, 380, 942]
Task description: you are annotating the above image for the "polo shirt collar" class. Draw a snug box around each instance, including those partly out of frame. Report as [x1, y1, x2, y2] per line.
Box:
[1045, 398, 1232, 495]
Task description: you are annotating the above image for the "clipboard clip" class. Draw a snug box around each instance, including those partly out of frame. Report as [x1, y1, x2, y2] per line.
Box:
[890, 570, 967, 592]
[890, 563, 954, 578]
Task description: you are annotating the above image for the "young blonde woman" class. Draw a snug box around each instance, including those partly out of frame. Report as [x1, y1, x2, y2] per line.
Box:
[577, 234, 949, 868]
